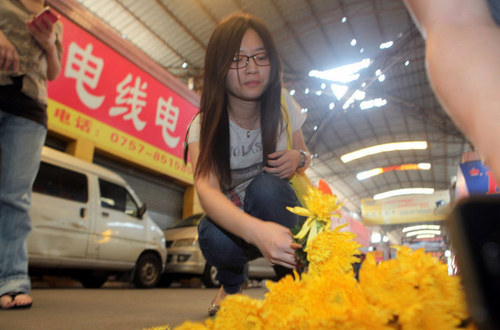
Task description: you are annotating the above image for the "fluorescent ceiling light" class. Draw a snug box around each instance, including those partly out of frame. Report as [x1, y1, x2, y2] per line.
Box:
[356, 163, 431, 180]
[418, 163, 431, 170]
[402, 224, 440, 233]
[374, 188, 435, 200]
[406, 230, 441, 237]
[341, 141, 428, 163]
[357, 168, 383, 180]
[309, 58, 371, 84]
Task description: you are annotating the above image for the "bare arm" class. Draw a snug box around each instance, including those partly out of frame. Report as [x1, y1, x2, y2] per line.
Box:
[404, 0, 500, 183]
[0, 30, 19, 72]
[26, 15, 62, 81]
[188, 141, 300, 268]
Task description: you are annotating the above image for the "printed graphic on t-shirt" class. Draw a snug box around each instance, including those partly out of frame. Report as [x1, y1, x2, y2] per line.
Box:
[227, 162, 263, 207]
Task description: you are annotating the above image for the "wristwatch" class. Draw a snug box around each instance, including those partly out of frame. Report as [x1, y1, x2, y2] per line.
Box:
[297, 150, 307, 169]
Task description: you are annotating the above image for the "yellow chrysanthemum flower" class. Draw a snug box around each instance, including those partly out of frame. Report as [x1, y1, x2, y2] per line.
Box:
[306, 224, 362, 275]
[170, 182, 471, 330]
[287, 184, 343, 250]
[359, 246, 469, 329]
[144, 326, 171, 330]
[211, 294, 264, 330]
[173, 230, 471, 330]
[172, 322, 205, 330]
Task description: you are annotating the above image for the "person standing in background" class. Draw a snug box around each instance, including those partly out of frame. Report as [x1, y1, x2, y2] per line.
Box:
[0, 0, 63, 310]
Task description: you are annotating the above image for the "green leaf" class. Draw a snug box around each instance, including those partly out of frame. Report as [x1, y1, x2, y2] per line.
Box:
[292, 224, 309, 267]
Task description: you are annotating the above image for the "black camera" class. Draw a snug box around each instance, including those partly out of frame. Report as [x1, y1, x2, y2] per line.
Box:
[447, 196, 500, 330]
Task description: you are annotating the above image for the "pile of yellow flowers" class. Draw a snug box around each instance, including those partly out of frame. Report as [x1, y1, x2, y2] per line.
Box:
[170, 181, 471, 329]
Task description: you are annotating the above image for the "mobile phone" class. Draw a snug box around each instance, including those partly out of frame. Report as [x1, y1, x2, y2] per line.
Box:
[29, 7, 59, 29]
[446, 196, 500, 330]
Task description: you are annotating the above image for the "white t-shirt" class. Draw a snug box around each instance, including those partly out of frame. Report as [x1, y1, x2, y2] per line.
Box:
[187, 93, 306, 207]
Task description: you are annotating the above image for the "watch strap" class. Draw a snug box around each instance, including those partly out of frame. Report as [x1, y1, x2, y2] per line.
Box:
[297, 150, 307, 168]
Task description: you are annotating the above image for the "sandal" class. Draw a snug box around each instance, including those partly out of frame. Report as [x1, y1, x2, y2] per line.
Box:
[208, 303, 220, 316]
[0, 292, 32, 310]
[207, 284, 246, 316]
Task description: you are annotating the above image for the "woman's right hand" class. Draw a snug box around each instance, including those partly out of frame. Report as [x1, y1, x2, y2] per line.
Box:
[250, 220, 301, 269]
[0, 31, 19, 72]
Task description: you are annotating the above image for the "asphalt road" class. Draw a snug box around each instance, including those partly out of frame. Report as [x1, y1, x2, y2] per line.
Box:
[0, 277, 268, 330]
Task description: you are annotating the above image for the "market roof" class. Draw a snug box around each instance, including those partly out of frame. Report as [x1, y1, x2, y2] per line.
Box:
[70, 0, 469, 217]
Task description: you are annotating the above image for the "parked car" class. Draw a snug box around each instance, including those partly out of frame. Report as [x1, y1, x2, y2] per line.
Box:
[160, 213, 275, 287]
[28, 146, 167, 288]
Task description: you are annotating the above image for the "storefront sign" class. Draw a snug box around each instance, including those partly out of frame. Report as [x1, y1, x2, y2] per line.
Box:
[47, 16, 198, 183]
[361, 190, 450, 225]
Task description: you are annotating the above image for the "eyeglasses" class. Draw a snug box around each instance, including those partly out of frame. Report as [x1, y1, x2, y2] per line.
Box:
[230, 53, 271, 69]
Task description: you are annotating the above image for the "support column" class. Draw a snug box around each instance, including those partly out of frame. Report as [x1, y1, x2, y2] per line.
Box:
[66, 138, 95, 163]
[182, 185, 203, 218]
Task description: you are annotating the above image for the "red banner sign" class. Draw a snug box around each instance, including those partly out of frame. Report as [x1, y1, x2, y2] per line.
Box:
[47, 16, 198, 182]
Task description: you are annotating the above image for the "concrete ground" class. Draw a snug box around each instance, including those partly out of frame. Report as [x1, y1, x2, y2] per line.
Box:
[0, 277, 268, 330]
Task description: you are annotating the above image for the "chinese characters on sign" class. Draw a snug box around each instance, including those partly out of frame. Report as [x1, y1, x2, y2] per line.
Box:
[49, 99, 192, 181]
[63, 41, 182, 148]
[156, 96, 180, 148]
[109, 73, 147, 131]
[65, 43, 105, 109]
[48, 16, 198, 182]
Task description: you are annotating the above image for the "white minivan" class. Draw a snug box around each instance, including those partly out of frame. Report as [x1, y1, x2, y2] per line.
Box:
[28, 146, 167, 288]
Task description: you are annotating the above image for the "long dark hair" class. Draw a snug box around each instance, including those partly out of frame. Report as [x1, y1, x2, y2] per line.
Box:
[194, 12, 282, 189]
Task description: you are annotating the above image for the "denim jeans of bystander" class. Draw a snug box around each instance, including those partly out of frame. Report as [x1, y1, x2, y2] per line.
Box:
[0, 110, 46, 296]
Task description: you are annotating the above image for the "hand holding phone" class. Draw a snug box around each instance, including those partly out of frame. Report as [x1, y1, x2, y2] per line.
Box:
[26, 7, 59, 52]
[28, 7, 59, 30]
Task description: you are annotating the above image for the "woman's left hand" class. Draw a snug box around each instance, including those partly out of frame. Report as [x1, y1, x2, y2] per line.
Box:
[26, 15, 56, 52]
[263, 150, 300, 179]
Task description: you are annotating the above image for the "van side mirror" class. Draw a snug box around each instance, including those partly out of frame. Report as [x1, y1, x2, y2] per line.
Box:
[138, 203, 147, 219]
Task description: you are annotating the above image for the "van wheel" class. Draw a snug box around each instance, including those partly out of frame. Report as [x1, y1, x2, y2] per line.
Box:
[80, 273, 108, 288]
[134, 253, 162, 288]
[202, 263, 220, 288]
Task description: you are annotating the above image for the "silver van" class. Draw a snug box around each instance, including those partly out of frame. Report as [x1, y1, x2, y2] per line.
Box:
[28, 147, 167, 288]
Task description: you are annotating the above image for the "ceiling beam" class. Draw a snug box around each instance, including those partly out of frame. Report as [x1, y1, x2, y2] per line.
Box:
[268, 0, 316, 68]
[153, 0, 207, 51]
[306, 26, 420, 150]
[304, 0, 340, 62]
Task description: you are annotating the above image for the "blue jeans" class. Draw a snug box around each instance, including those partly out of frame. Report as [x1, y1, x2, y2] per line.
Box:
[198, 173, 302, 294]
[0, 111, 46, 296]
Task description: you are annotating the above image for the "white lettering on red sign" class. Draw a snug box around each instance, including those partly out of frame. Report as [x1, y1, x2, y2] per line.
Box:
[64, 42, 105, 109]
[109, 73, 147, 131]
[156, 96, 180, 148]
